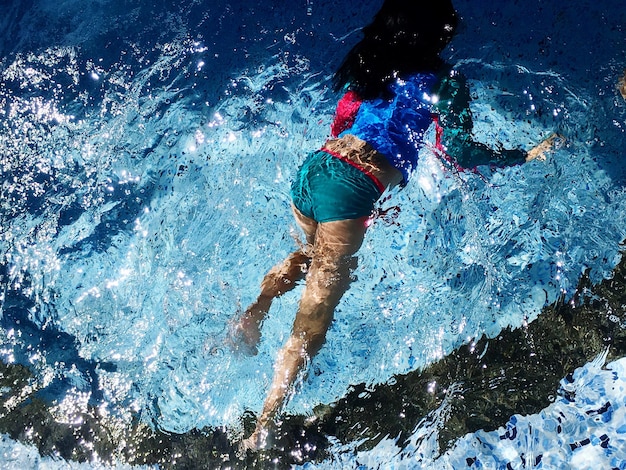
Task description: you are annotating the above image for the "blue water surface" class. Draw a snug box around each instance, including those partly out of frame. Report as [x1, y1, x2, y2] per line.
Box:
[1, 0, 626, 467]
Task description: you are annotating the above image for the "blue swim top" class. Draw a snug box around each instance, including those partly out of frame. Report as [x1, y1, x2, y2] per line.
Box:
[336, 73, 438, 184]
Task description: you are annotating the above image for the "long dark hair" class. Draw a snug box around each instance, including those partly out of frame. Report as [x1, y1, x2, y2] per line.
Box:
[333, 0, 458, 100]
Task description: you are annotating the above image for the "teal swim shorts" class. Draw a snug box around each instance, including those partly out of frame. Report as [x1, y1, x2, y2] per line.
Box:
[291, 150, 383, 223]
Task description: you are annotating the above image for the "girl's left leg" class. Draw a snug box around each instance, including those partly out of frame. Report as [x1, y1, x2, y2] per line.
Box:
[235, 250, 311, 352]
[233, 207, 318, 353]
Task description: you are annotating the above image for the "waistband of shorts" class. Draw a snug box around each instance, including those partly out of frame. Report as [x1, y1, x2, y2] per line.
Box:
[319, 147, 385, 194]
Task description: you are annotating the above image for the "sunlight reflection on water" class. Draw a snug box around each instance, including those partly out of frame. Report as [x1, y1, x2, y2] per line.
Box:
[0, 0, 625, 467]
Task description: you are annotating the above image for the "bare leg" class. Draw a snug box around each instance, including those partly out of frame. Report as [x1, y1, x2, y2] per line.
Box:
[233, 206, 318, 353]
[234, 250, 311, 352]
[243, 216, 368, 450]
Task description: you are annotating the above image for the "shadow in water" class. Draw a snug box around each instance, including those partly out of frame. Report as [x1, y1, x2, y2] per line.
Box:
[0, 251, 625, 467]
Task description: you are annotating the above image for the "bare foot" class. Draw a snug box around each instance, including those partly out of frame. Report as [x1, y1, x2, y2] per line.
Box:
[227, 323, 260, 356]
[526, 133, 564, 162]
[618, 69, 626, 100]
[239, 422, 278, 453]
[227, 296, 272, 355]
[239, 429, 267, 453]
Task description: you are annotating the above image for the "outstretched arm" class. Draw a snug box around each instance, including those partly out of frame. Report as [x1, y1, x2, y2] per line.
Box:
[433, 69, 555, 169]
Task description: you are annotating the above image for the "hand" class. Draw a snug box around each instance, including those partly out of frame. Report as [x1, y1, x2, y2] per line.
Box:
[526, 133, 564, 162]
[618, 69, 626, 100]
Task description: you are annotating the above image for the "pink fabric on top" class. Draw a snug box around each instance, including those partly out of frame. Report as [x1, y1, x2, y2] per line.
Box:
[331, 90, 363, 137]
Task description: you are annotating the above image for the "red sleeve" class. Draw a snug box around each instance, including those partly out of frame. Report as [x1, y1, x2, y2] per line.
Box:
[330, 90, 363, 137]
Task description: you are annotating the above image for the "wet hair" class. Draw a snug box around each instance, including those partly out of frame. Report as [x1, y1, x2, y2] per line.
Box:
[333, 0, 458, 99]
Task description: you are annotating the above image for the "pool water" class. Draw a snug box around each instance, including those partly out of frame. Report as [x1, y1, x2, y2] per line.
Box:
[1, 0, 625, 468]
